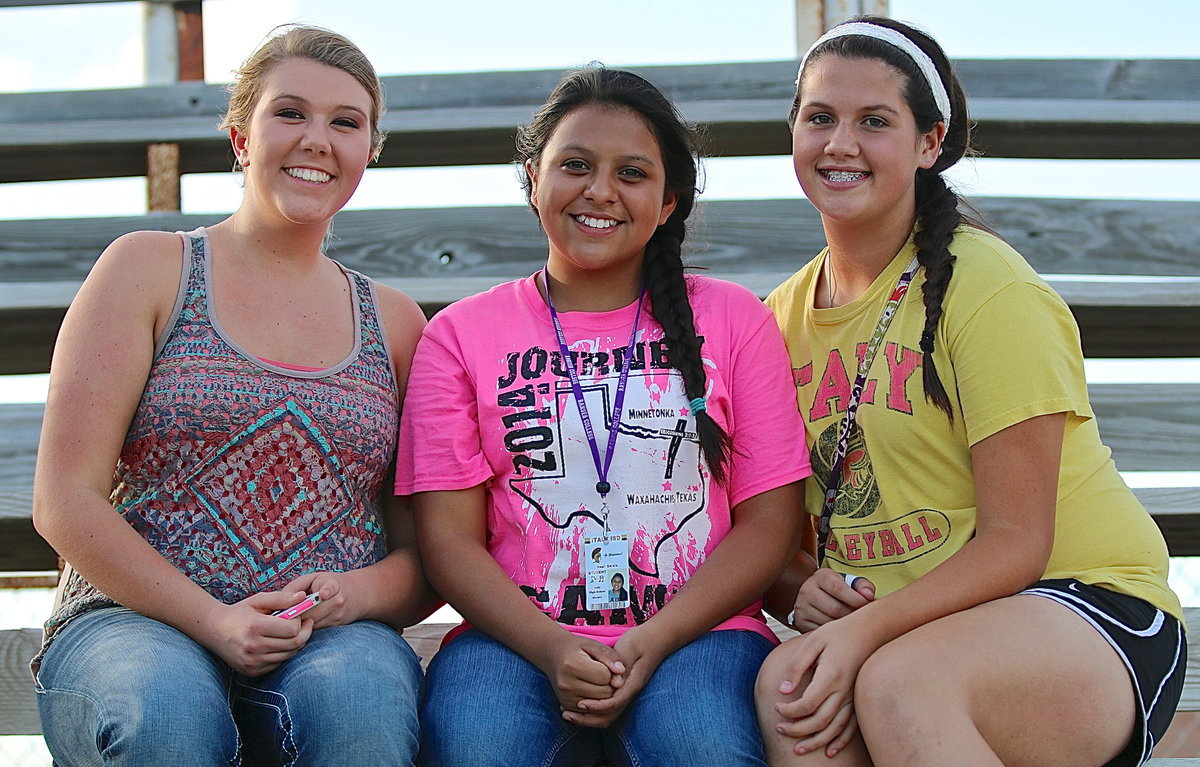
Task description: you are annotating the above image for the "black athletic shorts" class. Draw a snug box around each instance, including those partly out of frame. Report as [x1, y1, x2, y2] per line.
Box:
[1023, 579, 1186, 767]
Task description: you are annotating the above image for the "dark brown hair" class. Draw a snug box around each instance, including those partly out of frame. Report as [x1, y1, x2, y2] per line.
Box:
[516, 66, 731, 481]
[794, 16, 982, 419]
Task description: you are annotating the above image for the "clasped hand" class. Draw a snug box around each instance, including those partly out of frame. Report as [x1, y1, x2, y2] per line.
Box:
[544, 626, 666, 729]
[773, 569, 876, 757]
[198, 571, 350, 677]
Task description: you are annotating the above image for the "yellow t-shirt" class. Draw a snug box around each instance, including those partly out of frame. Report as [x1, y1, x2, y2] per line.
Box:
[766, 227, 1181, 621]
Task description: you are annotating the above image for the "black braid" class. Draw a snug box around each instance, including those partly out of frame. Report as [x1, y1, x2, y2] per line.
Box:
[913, 169, 959, 419]
[643, 225, 732, 484]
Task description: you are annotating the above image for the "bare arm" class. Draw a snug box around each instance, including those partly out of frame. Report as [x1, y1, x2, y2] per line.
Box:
[772, 413, 1066, 748]
[35, 232, 215, 619]
[32, 232, 311, 673]
[834, 411, 1063, 646]
[762, 512, 819, 625]
[629, 481, 804, 652]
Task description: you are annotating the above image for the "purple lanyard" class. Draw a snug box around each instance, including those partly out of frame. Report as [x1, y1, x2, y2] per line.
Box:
[544, 271, 646, 504]
[817, 255, 920, 565]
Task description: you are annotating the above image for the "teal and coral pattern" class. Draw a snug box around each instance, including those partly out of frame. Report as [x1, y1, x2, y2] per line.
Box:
[44, 228, 399, 642]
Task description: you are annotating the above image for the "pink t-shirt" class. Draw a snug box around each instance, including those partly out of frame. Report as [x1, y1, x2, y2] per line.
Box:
[396, 274, 811, 645]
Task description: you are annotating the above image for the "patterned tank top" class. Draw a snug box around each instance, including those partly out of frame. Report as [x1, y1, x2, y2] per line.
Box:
[41, 228, 400, 650]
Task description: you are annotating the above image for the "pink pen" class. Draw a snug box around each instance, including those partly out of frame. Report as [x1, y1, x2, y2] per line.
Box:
[272, 593, 321, 620]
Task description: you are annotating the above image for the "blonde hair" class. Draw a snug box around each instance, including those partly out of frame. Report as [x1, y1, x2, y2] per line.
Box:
[219, 25, 386, 161]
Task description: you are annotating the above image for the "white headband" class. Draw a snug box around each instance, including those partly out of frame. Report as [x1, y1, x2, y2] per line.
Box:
[797, 21, 952, 132]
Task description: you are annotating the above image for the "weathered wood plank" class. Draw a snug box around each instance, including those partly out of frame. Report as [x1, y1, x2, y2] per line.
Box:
[0, 402, 54, 572]
[2, 276, 1195, 375]
[1091, 385, 1200, 474]
[1, 280, 1196, 375]
[1, 59, 1197, 183]
[1179, 608, 1200, 714]
[0, 521, 55, 574]
[0, 380, 1195, 570]
[5, 198, 1195, 285]
[1155, 489, 1200, 559]
[1, 197, 1197, 372]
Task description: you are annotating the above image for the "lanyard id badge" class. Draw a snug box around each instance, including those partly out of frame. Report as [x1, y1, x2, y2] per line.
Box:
[584, 533, 630, 610]
[544, 270, 643, 611]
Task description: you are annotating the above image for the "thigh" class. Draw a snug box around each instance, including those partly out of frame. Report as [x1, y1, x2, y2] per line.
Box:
[234, 620, 422, 767]
[1023, 580, 1186, 767]
[610, 630, 773, 767]
[418, 629, 602, 767]
[856, 592, 1137, 767]
[36, 606, 238, 767]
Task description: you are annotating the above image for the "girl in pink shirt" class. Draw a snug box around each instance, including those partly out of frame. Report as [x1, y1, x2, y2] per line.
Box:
[397, 66, 812, 766]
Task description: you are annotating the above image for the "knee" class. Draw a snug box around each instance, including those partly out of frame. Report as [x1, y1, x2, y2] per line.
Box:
[622, 688, 764, 766]
[420, 650, 562, 766]
[854, 639, 942, 733]
[419, 708, 543, 767]
[290, 622, 421, 707]
[119, 703, 239, 764]
[41, 687, 238, 765]
[37, 611, 239, 765]
[755, 639, 804, 715]
[618, 724, 764, 767]
[420, 685, 528, 755]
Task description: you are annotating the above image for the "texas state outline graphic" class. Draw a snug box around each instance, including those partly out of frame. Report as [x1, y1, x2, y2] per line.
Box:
[508, 372, 711, 580]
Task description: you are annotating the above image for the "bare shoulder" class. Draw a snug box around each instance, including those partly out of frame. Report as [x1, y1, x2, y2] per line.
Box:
[374, 282, 427, 343]
[89, 230, 186, 293]
[47, 230, 189, 429]
[372, 281, 428, 390]
[101, 229, 184, 259]
[68, 229, 187, 342]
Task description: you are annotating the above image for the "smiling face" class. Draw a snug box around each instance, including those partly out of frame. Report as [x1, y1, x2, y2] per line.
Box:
[527, 103, 678, 304]
[230, 57, 375, 228]
[792, 55, 943, 240]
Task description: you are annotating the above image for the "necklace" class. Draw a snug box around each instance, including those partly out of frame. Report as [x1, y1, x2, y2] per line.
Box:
[823, 253, 838, 308]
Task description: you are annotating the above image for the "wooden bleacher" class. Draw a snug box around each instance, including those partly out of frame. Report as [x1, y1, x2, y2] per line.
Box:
[2, 59, 1198, 563]
[0, 5, 1196, 762]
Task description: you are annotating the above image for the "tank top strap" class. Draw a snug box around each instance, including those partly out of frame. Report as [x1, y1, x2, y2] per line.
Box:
[337, 263, 396, 387]
[179, 227, 210, 314]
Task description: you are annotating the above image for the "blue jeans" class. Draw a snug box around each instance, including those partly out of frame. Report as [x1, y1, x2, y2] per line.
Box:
[419, 628, 772, 767]
[35, 606, 422, 767]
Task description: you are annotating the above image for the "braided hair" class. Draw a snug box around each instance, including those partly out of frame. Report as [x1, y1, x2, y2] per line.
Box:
[516, 66, 731, 482]
[792, 16, 982, 419]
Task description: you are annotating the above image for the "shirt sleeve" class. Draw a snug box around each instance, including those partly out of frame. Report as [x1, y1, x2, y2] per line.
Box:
[721, 295, 814, 509]
[394, 319, 495, 495]
[948, 280, 1094, 447]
